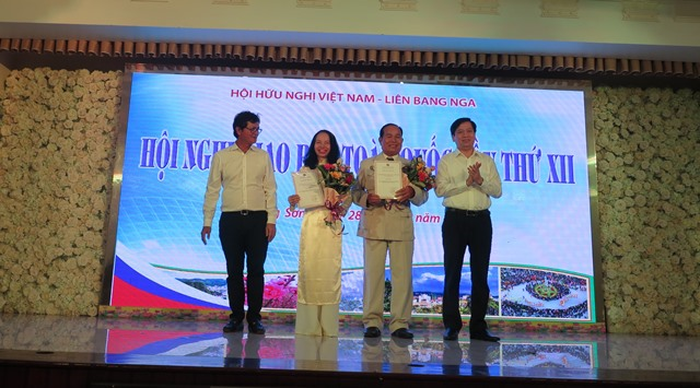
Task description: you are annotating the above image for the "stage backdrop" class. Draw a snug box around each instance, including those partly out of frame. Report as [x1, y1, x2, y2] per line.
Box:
[107, 68, 600, 323]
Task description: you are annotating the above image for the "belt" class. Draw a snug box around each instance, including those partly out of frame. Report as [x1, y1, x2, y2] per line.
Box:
[227, 210, 266, 216]
[445, 207, 489, 217]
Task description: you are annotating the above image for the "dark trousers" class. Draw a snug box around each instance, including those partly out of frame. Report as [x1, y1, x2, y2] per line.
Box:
[224, 332, 262, 368]
[441, 209, 493, 333]
[219, 211, 268, 324]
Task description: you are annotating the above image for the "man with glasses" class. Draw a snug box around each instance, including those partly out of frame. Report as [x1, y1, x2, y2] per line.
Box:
[201, 111, 277, 335]
[351, 123, 429, 340]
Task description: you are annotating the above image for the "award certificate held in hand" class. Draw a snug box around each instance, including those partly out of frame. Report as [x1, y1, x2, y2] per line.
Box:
[374, 161, 403, 199]
[292, 170, 325, 209]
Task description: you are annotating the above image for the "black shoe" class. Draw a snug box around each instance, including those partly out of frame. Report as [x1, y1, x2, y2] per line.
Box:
[470, 330, 500, 342]
[364, 326, 381, 338]
[391, 328, 414, 339]
[363, 336, 382, 347]
[248, 320, 266, 335]
[390, 336, 414, 348]
[443, 327, 460, 341]
[223, 319, 244, 333]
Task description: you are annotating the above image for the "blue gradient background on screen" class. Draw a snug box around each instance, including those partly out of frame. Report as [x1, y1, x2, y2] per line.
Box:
[114, 72, 592, 310]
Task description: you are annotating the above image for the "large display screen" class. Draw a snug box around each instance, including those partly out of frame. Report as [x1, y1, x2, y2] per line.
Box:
[108, 68, 599, 322]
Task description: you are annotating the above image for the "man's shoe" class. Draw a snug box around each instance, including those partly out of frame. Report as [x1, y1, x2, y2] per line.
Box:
[470, 330, 500, 342]
[391, 328, 414, 339]
[363, 326, 381, 338]
[391, 336, 414, 347]
[363, 336, 382, 347]
[248, 320, 266, 335]
[443, 327, 459, 341]
[223, 319, 244, 333]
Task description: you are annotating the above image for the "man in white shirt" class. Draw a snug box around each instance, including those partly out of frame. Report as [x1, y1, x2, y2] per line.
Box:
[201, 111, 278, 335]
[435, 117, 502, 342]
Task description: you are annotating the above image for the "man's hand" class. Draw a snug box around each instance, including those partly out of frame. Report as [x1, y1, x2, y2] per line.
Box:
[367, 193, 383, 207]
[266, 223, 276, 242]
[288, 194, 300, 209]
[200, 226, 211, 245]
[394, 185, 415, 203]
[467, 162, 483, 186]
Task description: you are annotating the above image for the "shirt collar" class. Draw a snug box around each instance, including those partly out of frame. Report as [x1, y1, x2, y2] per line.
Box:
[233, 143, 260, 153]
[455, 149, 480, 159]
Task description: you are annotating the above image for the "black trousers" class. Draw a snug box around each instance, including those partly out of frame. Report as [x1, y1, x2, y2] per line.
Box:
[224, 332, 262, 368]
[441, 209, 493, 333]
[219, 211, 268, 324]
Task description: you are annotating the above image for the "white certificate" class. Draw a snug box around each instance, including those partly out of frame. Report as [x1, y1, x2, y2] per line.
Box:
[292, 170, 325, 209]
[374, 161, 403, 199]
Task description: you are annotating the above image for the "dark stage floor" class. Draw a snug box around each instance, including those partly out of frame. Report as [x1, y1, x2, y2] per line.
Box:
[0, 313, 699, 387]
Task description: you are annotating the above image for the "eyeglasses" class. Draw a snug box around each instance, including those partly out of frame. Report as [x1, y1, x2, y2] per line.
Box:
[243, 126, 262, 133]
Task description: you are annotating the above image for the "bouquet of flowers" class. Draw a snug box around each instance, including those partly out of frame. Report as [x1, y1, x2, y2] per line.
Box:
[318, 161, 355, 229]
[402, 156, 436, 191]
[318, 160, 356, 195]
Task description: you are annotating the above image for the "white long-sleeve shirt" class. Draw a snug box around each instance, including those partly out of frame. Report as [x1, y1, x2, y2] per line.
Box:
[435, 149, 502, 210]
[202, 143, 278, 226]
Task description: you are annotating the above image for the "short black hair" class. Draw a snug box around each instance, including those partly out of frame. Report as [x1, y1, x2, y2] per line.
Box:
[379, 123, 403, 138]
[232, 111, 260, 138]
[449, 118, 477, 136]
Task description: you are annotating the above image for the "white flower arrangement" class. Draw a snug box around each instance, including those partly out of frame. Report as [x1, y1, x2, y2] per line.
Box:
[594, 86, 700, 335]
[0, 67, 121, 317]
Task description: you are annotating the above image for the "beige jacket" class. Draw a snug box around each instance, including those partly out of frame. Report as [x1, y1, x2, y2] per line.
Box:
[351, 154, 429, 241]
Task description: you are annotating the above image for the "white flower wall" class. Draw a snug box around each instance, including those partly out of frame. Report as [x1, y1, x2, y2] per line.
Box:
[593, 87, 700, 335]
[0, 68, 121, 316]
[0, 68, 698, 334]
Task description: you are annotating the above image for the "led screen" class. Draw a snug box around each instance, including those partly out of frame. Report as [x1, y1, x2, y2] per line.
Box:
[109, 69, 598, 322]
